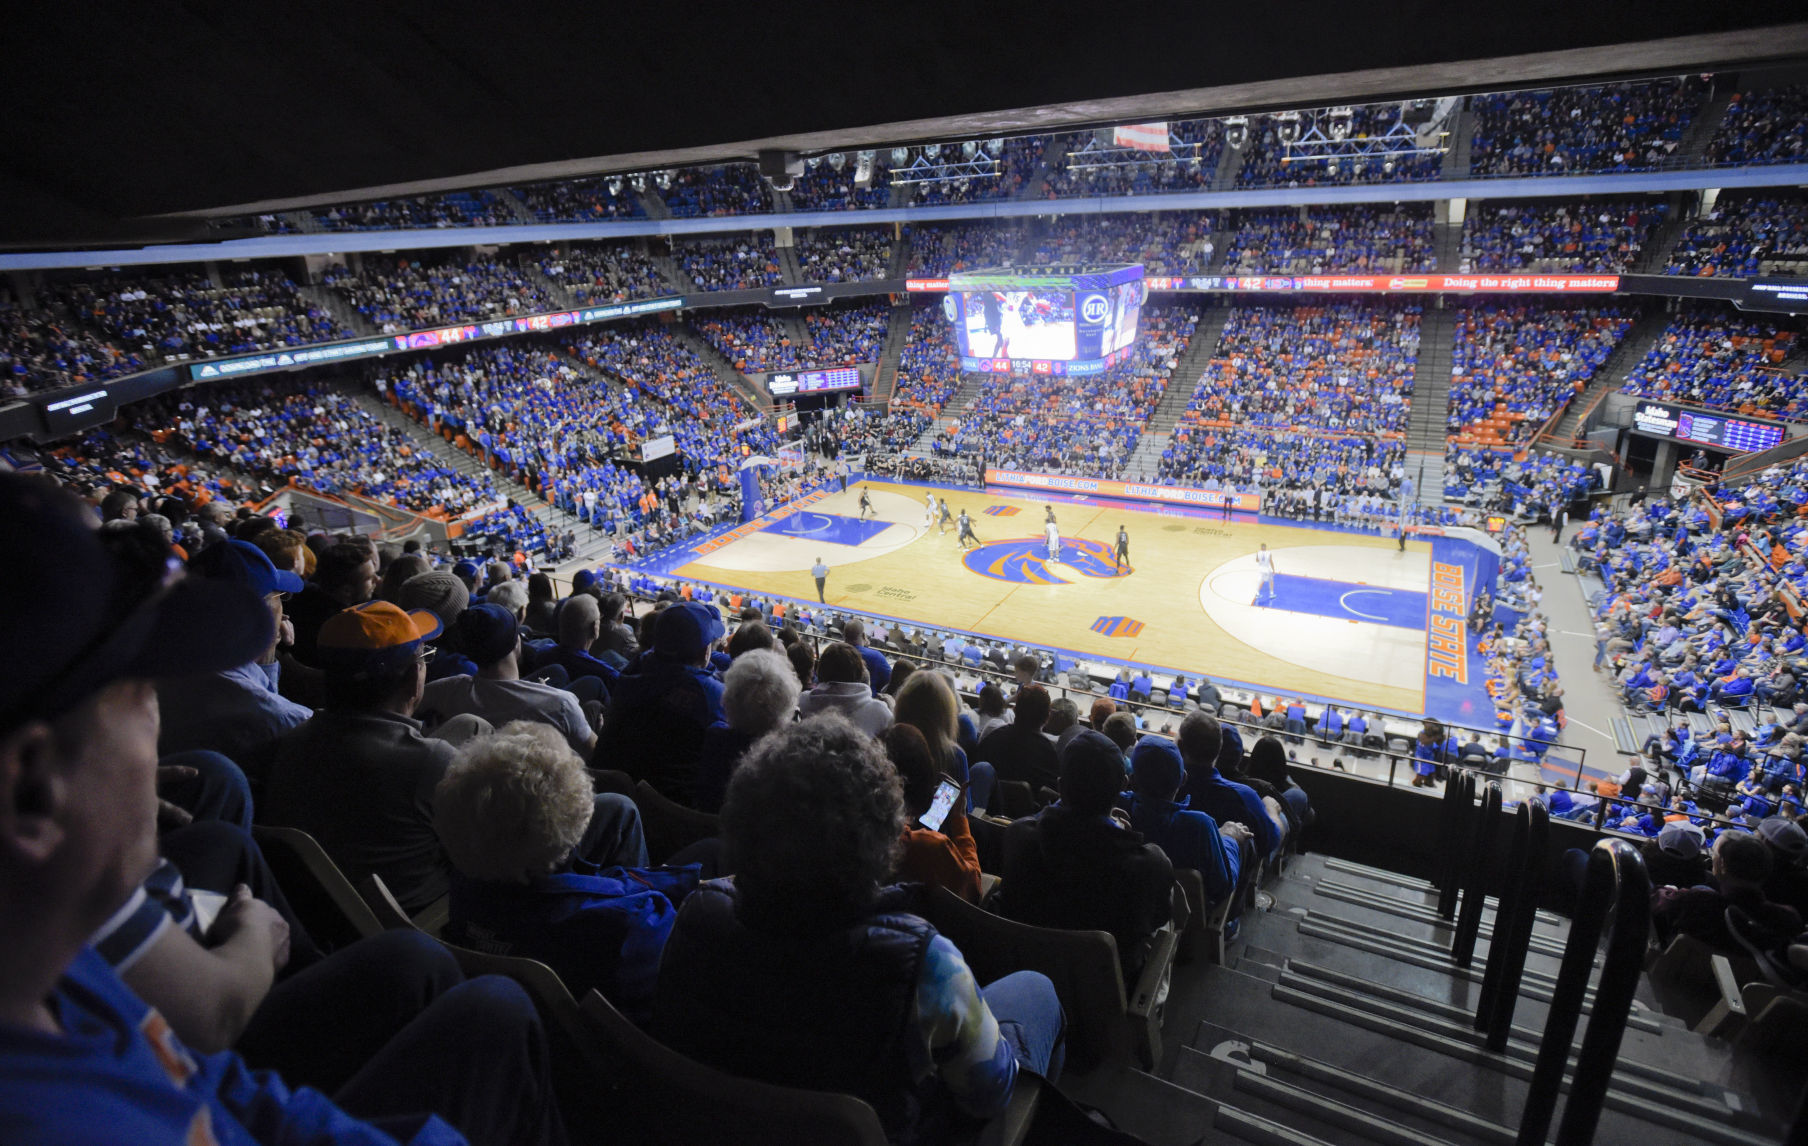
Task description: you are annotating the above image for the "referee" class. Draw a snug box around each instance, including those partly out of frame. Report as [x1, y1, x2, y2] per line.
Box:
[811, 556, 829, 604]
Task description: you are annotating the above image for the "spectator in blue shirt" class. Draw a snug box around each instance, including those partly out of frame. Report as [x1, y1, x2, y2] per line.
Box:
[1177, 711, 1283, 862]
[1127, 737, 1249, 905]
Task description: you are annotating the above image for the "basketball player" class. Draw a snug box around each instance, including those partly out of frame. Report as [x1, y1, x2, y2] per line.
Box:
[1044, 505, 1057, 526]
[1115, 524, 1130, 573]
[1045, 517, 1061, 562]
[857, 485, 874, 521]
[938, 498, 954, 535]
[924, 491, 937, 529]
[1255, 542, 1276, 602]
[956, 509, 980, 550]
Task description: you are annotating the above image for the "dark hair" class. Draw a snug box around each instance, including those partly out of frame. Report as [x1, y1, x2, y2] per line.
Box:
[886, 659, 916, 698]
[786, 640, 816, 686]
[722, 715, 904, 933]
[1718, 831, 1773, 884]
[1014, 654, 1040, 676]
[315, 542, 373, 594]
[977, 682, 1007, 717]
[1247, 735, 1291, 788]
[98, 489, 138, 521]
[1101, 710, 1138, 752]
[1178, 710, 1223, 765]
[1015, 684, 1051, 729]
[882, 723, 938, 817]
[528, 572, 555, 604]
[378, 553, 430, 604]
[728, 620, 774, 658]
[1062, 747, 1125, 817]
[233, 515, 277, 544]
[815, 642, 866, 685]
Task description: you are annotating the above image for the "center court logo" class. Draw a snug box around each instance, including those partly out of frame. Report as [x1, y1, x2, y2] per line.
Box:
[1079, 293, 1110, 323]
[963, 537, 1128, 585]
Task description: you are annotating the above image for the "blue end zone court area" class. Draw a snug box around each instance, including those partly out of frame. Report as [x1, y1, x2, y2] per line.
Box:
[1257, 574, 1426, 630]
[761, 510, 894, 547]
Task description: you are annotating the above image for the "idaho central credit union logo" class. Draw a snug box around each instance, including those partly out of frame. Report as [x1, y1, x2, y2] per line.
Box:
[1079, 293, 1110, 323]
[964, 537, 1129, 585]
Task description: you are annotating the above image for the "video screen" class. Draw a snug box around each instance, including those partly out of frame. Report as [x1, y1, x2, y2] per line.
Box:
[1104, 279, 1142, 356]
[961, 289, 1076, 360]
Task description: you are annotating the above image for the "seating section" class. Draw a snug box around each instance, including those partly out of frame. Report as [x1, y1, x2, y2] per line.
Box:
[513, 177, 645, 222]
[1028, 212, 1216, 275]
[1468, 77, 1706, 175]
[1237, 104, 1444, 187]
[661, 164, 772, 218]
[803, 301, 889, 365]
[904, 222, 1024, 276]
[1443, 443, 1601, 509]
[1221, 205, 1435, 274]
[143, 377, 499, 517]
[691, 310, 807, 373]
[1665, 194, 1808, 278]
[311, 192, 514, 230]
[50, 269, 351, 360]
[537, 242, 672, 304]
[786, 162, 892, 211]
[671, 236, 783, 290]
[1446, 304, 1635, 448]
[1, 301, 146, 397]
[871, 301, 963, 451]
[1046, 119, 1226, 197]
[1706, 84, 1808, 167]
[931, 304, 1198, 475]
[1458, 199, 1667, 272]
[324, 254, 555, 332]
[1620, 306, 1805, 422]
[792, 228, 893, 282]
[909, 135, 1046, 204]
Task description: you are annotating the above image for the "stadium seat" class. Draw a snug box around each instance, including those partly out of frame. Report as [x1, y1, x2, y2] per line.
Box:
[635, 780, 720, 863]
[918, 883, 1179, 1071]
[992, 780, 1038, 819]
[251, 825, 383, 952]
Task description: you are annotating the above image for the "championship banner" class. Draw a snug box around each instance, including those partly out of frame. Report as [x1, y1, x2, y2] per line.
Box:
[985, 468, 1260, 511]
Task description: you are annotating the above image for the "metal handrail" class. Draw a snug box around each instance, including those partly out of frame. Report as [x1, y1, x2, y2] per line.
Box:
[1451, 781, 1503, 967]
[1515, 838, 1652, 1146]
[1435, 770, 1475, 920]
[1475, 797, 1548, 1050]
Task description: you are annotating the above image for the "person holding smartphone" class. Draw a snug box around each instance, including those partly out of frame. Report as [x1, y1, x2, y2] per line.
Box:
[885, 724, 982, 903]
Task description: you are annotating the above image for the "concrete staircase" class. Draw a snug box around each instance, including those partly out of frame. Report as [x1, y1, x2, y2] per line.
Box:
[284, 211, 324, 234]
[1543, 306, 1669, 446]
[1434, 222, 1464, 272]
[1404, 305, 1458, 501]
[886, 233, 911, 280]
[1440, 100, 1476, 180]
[646, 244, 694, 295]
[1015, 134, 1073, 201]
[495, 188, 538, 225]
[1123, 304, 1232, 479]
[636, 186, 672, 219]
[347, 389, 617, 573]
[300, 283, 376, 337]
[523, 258, 575, 308]
[1212, 142, 1248, 191]
[1634, 195, 1696, 274]
[1067, 852, 1783, 1146]
[1671, 85, 1737, 169]
[673, 324, 769, 411]
[870, 304, 913, 404]
[906, 374, 984, 454]
[776, 243, 805, 286]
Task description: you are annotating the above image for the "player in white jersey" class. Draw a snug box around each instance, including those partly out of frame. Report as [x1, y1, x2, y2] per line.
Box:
[1255, 542, 1276, 601]
[1045, 519, 1061, 561]
[924, 491, 937, 528]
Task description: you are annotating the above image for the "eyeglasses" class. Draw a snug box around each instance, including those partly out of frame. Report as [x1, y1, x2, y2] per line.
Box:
[415, 646, 438, 665]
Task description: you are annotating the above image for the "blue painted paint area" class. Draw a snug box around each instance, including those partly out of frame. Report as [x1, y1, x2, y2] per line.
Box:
[762, 510, 893, 547]
[1257, 574, 1425, 630]
[964, 537, 1126, 584]
[1421, 536, 1499, 731]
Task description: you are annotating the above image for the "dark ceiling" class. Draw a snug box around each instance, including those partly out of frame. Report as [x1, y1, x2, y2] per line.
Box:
[4, 2, 1807, 250]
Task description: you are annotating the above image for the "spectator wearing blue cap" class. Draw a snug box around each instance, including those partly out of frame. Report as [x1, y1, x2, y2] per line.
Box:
[598, 602, 728, 805]
[418, 604, 596, 759]
[1128, 736, 1249, 908]
[155, 540, 313, 784]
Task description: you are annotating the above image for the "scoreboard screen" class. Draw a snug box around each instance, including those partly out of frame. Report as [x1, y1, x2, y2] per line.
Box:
[1632, 399, 1785, 454]
[945, 265, 1144, 375]
[766, 367, 862, 396]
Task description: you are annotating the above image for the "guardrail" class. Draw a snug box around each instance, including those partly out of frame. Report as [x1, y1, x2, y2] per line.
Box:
[1450, 780, 1504, 968]
[1474, 796, 1549, 1051]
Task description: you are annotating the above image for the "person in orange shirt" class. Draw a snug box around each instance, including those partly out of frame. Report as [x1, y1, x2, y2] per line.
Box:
[886, 724, 981, 903]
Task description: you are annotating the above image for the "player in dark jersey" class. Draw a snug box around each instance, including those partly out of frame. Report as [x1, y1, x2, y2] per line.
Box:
[1115, 524, 1130, 573]
[857, 485, 874, 521]
[956, 509, 980, 550]
[938, 499, 954, 535]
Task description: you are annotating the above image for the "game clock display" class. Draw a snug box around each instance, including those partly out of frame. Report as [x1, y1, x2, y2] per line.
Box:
[1632, 399, 1785, 454]
[946, 264, 1144, 374]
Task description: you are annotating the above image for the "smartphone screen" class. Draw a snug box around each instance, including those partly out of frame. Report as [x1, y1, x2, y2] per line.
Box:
[919, 777, 961, 833]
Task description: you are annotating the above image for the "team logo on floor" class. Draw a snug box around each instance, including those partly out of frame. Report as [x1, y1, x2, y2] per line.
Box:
[1091, 616, 1144, 638]
[963, 537, 1128, 585]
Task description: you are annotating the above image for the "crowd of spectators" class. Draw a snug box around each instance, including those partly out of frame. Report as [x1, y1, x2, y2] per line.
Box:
[786, 161, 893, 211]
[792, 228, 894, 281]
[1442, 445, 1600, 511]
[661, 164, 772, 217]
[1236, 104, 1444, 188]
[1621, 304, 1805, 422]
[1468, 77, 1706, 176]
[1045, 119, 1227, 197]
[931, 304, 1199, 475]
[1446, 304, 1635, 445]
[324, 254, 555, 332]
[1027, 211, 1217, 275]
[50, 269, 350, 360]
[691, 310, 807, 373]
[908, 136, 1047, 205]
[1665, 195, 1808, 278]
[1458, 199, 1666, 273]
[311, 191, 514, 230]
[1705, 85, 1808, 168]
[537, 242, 672, 304]
[1, 300, 146, 396]
[904, 222, 1025, 277]
[671, 236, 783, 290]
[1159, 423, 1409, 499]
[1220, 205, 1435, 274]
[513, 177, 645, 222]
[803, 300, 890, 365]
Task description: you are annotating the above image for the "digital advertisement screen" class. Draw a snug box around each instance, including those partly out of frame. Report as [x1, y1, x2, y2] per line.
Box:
[946, 265, 1143, 373]
[767, 367, 863, 396]
[1632, 399, 1785, 454]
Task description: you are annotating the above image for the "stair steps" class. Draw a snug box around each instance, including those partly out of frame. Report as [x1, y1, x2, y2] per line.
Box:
[1543, 307, 1668, 446]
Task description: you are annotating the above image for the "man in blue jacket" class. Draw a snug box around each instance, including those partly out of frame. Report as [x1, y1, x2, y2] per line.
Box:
[1177, 711, 1283, 862]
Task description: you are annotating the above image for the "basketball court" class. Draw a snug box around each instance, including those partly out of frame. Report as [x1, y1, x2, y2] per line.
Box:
[662, 479, 1454, 715]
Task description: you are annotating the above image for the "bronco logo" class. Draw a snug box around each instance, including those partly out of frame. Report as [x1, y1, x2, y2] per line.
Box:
[962, 537, 1129, 585]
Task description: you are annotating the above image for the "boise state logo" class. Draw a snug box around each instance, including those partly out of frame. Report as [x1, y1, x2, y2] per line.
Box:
[964, 537, 1128, 585]
[1079, 293, 1110, 324]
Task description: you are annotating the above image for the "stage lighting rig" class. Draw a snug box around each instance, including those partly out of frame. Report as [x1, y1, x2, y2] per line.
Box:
[1278, 105, 1447, 172]
[1327, 107, 1353, 140]
[1274, 111, 1302, 145]
[1224, 116, 1249, 150]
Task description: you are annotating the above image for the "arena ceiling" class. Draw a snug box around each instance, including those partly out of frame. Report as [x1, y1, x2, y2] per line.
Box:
[5, 3, 1808, 250]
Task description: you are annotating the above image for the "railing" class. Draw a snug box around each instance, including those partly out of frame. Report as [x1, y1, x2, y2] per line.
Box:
[1515, 838, 1652, 1146]
[1474, 797, 1548, 1051]
[1434, 769, 1477, 920]
[1450, 780, 1503, 967]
